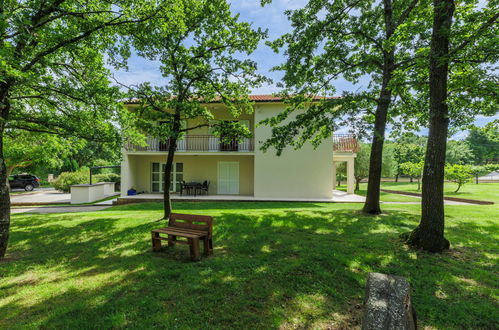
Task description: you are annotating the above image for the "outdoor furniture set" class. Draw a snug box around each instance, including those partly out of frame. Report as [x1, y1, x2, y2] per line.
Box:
[180, 180, 210, 196]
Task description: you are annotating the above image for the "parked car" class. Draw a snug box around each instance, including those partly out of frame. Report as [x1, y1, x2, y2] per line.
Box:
[8, 174, 41, 191]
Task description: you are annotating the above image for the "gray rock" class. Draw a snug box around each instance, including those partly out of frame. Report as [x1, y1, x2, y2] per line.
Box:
[362, 272, 417, 330]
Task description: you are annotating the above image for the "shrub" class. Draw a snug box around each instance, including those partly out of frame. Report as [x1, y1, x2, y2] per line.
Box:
[52, 169, 88, 192]
[92, 173, 120, 184]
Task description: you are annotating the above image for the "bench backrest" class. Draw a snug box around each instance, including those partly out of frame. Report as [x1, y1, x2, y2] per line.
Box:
[169, 213, 213, 237]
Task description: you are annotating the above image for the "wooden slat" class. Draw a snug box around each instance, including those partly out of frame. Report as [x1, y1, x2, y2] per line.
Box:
[153, 227, 206, 236]
[155, 237, 190, 245]
[152, 228, 205, 238]
[153, 227, 206, 235]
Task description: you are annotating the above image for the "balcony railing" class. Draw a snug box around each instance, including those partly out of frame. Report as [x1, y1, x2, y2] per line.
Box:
[333, 134, 360, 153]
[126, 135, 254, 152]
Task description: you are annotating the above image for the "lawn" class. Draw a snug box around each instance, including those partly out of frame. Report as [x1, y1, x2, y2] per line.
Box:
[379, 182, 499, 203]
[337, 184, 421, 202]
[1, 202, 498, 329]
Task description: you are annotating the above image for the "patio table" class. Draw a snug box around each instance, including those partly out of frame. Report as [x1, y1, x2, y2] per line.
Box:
[184, 182, 203, 196]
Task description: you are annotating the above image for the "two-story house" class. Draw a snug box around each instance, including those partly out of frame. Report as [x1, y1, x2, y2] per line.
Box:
[120, 95, 358, 201]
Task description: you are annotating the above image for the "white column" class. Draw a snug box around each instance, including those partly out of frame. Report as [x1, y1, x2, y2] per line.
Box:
[347, 157, 355, 194]
[120, 153, 130, 197]
[332, 161, 337, 190]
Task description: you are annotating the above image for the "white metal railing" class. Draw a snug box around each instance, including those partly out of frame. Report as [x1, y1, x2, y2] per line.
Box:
[125, 135, 254, 152]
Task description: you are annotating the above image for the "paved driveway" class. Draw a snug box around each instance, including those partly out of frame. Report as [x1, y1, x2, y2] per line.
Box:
[10, 188, 70, 205]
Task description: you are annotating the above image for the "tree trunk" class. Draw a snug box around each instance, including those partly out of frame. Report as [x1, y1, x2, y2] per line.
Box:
[395, 174, 399, 182]
[0, 87, 11, 259]
[163, 136, 177, 219]
[362, 0, 395, 215]
[454, 183, 461, 193]
[406, 0, 454, 252]
[163, 112, 181, 220]
[417, 178, 421, 191]
[355, 177, 361, 191]
[410, 177, 414, 183]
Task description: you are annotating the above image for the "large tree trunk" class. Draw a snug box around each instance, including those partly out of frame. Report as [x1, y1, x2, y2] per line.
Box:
[0, 87, 11, 259]
[362, 0, 395, 215]
[406, 0, 454, 252]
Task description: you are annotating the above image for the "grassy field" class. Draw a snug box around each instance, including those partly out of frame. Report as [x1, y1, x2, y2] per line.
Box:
[1, 201, 497, 329]
[379, 182, 499, 203]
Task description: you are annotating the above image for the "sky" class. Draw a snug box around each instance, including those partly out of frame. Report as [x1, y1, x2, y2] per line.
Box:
[111, 0, 498, 139]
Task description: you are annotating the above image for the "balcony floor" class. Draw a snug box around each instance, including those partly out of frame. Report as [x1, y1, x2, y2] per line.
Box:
[116, 190, 366, 204]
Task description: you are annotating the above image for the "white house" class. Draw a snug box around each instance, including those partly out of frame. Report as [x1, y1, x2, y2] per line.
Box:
[120, 95, 358, 201]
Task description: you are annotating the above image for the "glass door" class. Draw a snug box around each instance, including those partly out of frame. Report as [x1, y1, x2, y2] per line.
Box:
[151, 162, 184, 192]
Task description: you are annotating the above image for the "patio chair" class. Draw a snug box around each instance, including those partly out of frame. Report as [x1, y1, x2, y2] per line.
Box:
[180, 180, 190, 196]
[201, 180, 210, 195]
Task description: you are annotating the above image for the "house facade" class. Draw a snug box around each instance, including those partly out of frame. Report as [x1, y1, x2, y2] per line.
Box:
[120, 95, 358, 200]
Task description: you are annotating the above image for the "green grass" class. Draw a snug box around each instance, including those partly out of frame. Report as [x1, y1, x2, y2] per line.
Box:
[380, 182, 499, 203]
[1, 202, 498, 329]
[337, 184, 420, 202]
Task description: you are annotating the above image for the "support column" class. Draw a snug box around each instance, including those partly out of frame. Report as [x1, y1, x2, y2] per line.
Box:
[120, 153, 131, 197]
[332, 161, 337, 190]
[347, 158, 355, 194]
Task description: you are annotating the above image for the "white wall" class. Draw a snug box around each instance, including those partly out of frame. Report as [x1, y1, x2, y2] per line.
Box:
[254, 104, 334, 198]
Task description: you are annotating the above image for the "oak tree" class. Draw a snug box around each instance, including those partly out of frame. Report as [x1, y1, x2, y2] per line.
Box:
[126, 0, 267, 218]
[261, 0, 429, 214]
[0, 0, 167, 258]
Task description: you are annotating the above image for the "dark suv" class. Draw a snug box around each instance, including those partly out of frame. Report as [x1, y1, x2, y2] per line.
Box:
[8, 174, 41, 191]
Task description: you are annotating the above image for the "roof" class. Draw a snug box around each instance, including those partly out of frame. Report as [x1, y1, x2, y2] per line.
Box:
[125, 94, 338, 105]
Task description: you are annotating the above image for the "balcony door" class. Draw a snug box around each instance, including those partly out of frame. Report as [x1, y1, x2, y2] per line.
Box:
[151, 162, 184, 193]
[217, 161, 239, 194]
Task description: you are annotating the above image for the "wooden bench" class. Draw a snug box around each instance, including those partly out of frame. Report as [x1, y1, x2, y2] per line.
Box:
[151, 213, 213, 260]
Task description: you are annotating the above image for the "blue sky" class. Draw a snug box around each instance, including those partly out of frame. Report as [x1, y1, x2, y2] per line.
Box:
[112, 0, 497, 138]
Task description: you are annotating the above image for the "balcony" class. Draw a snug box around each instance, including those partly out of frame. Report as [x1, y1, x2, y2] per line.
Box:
[125, 135, 254, 153]
[333, 134, 360, 153]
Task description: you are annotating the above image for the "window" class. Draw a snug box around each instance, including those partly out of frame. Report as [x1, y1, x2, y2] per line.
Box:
[151, 162, 184, 192]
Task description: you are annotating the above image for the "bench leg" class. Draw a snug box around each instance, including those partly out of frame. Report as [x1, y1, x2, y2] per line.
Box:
[209, 238, 214, 253]
[152, 232, 161, 252]
[203, 237, 210, 256]
[168, 235, 177, 247]
[189, 238, 200, 261]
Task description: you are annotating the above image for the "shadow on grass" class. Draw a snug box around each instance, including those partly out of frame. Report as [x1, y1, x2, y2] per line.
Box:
[1, 204, 497, 329]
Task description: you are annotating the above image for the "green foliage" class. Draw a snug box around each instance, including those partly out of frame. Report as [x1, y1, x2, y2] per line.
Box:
[128, 0, 268, 144]
[400, 161, 424, 190]
[52, 169, 89, 193]
[4, 130, 72, 176]
[354, 144, 371, 189]
[446, 140, 474, 165]
[465, 121, 499, 165]
[390, 133, 426, 177]
[445, 164, 473, 193]
[381, 143, 398, 178]
[93, 173, 120, 184]
[398, 2, 499, 130]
